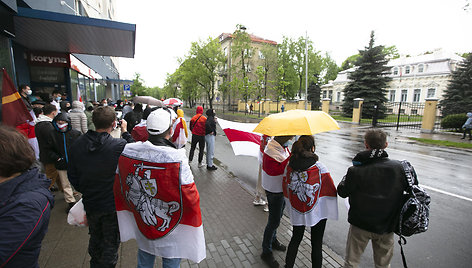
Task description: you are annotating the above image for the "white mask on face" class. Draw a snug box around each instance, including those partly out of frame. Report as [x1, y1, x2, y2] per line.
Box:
[26, 89, 32, 95]
[58, 123, 68, 131]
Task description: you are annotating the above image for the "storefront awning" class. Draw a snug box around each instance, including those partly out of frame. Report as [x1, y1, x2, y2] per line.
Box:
[13, 7, 136, 58]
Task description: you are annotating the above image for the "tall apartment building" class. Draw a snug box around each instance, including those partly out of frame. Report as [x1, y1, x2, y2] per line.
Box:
[321, 50, 464, 110]
[0, 0, 135, 105]
[216, 32, 277, 103]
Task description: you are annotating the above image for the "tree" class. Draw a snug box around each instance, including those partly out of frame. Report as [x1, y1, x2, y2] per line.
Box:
[181, 37, 225, 109]
[341, 54, 361, 71]
[341, 31, 392, 118]
[307, 80, 321, 110]
[440, 53, 472, 116]
[276, 37, 298, 100]
[341, 45, 399, 71]
[130, 73, 148, 96]
[230, 24, 253, 107]
[320, 53, 339, 84]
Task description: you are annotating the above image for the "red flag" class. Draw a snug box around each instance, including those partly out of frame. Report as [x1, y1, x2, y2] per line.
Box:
[1, 68, 33, 126]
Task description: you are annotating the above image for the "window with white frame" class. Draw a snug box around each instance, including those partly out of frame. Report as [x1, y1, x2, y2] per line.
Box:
[427, 88, 435, 98]
[244, 49, 252, 58]
[418, 64, 424, 73]
[401, 89, 408, 102]
[336, 92, 341, 102]
[389, 90, 396, 102]
[328, 90, 333, 100]
[244, 63, 252, 73]
[224, 47, 227, 57]
[405, 66, 410, 74]
[393, 67, 399, 75]
[322, 90, 327, 99]
[413, 89, 421, 102]
[258, 50, 265, 59]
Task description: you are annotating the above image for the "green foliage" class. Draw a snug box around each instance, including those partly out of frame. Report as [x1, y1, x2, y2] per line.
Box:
[130, 73, 147, 97]
[408, 137, 472, 149]
[340, 54, 361, 71]
[341, 45, 399, 71]
[440, 53, 472, 116]
[321, 53, 339, 84]
[440, 114, 468, 130]
[307, 81, 321, 110]
[341, 31, 392, 118]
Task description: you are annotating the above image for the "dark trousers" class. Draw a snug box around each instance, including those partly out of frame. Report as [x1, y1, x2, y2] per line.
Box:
[189, 134, 205, 163]
[285, 219, 327, 268]
[87, 211, 120, 268]
[463, 128, 471, 139]
[262, 191, 285, 254]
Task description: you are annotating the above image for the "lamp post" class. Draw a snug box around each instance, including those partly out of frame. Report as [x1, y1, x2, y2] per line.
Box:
[305, 31, 308, 110]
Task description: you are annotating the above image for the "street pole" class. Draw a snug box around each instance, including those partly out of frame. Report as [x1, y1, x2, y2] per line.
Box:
[305, 31, 308, 110]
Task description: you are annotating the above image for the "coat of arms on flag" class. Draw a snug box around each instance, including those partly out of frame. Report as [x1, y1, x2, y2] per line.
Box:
[284, 167, 321, 214]
[116, 157, 183, 239]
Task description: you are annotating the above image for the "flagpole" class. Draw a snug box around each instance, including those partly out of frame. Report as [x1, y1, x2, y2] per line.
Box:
[305, 31, 308, 110]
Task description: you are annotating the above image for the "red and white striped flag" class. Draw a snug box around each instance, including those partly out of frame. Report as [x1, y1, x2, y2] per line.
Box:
[114, 142, 205, 263]
[217, 118, 262, 158]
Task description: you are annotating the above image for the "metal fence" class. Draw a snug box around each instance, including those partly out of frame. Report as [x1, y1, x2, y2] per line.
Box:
[364, 102, 426, 130]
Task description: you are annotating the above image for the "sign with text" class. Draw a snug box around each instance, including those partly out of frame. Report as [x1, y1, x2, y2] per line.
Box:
[28, 51, 69, 68]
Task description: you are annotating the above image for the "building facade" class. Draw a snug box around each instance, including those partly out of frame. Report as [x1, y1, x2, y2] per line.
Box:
[216, 32, 277, 105]
[0, 0, 135, 109]
[321, 50, 464, 111]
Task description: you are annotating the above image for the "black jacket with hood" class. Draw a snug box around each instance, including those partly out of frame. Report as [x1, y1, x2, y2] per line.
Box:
[337, 149, 407, 234]
[67, 130, 127, 213]
[50, 113, 81, 170]
[205, 109, 217, 136]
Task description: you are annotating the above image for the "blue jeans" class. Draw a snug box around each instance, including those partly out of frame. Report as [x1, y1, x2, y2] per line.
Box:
[262, 191, 285, 255]
[205, 134, 215, 167]
[137, 249, 181, 268]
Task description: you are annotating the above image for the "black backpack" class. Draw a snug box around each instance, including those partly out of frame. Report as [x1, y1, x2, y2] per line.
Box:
[395, 160, 431, 268]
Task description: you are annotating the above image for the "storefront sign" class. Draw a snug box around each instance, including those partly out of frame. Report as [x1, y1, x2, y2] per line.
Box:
[28, 51, 69, 67]
[30, 66, 65, 83]
[69, 54, 102, 80]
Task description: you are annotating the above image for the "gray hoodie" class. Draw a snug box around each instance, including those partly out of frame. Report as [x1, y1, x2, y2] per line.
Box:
[463, 112, 472, 129]
[69, 101, 88, 134]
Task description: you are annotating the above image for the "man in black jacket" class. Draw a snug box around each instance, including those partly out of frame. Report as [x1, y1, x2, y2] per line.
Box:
[205, 109, 217, 171]
[337, 129, 407, 268]
[35, 104, 60, 189]
[68, 106, 132, 268]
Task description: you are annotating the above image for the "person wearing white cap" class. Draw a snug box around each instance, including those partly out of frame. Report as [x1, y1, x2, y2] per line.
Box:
[115, 108, 206, 268]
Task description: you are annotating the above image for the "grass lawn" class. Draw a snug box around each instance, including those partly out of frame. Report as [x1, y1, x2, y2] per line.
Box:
[408, 137, 472, 149]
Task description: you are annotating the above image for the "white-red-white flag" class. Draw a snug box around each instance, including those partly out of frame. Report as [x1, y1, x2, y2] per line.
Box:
[217, 118, 262, 158]
[114, 142, 205, 263]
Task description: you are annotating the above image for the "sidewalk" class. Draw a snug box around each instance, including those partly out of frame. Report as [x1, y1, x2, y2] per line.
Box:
[38, 145, 344, 268]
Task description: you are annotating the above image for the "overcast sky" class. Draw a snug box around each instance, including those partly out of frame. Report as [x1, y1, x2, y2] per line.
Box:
[115, 0, 471, 88]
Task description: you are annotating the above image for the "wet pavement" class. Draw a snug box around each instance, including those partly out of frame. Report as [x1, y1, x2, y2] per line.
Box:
[38, 144, 344, 268]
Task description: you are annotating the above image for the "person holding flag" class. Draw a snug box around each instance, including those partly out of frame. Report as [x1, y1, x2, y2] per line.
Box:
[114, 108, 206, 268]
[283, 135, 338, 268]
[171, 108, 188, 149]
[1, 69, 39, 158]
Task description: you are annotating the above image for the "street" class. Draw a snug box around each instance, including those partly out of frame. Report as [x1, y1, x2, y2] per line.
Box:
[208, 120, 472, 268]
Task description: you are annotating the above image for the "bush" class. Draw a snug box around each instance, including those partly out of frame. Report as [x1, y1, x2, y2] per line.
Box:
[441, 114, 467, 130]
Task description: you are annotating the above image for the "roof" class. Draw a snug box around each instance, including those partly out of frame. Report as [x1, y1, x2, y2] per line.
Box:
[388, 49, 464, 66]
[13, 7, 136, 58]
[219, 32, 277, 45]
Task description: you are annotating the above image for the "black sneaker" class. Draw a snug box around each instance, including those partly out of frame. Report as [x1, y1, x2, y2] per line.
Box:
[206, 165, 218, 171]
[260, 252, 279, 268]
[272, 240, 286, 252]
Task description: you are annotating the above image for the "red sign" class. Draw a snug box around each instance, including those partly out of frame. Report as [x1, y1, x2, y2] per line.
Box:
[115, 156, 182, 239]
[27, 51, 69, 68]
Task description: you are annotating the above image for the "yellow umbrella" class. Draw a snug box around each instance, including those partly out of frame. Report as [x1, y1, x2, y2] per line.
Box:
[253, 110, 340, 136]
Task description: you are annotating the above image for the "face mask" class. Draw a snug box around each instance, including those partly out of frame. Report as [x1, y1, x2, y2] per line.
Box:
[103, 103, 108, 106]
[26, 89, 32, 95]
[56, 97, 61, 101]
[58, 123, 68, 131]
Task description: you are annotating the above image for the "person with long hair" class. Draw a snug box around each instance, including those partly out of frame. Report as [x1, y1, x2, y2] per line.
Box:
[283, 135, 338, 268]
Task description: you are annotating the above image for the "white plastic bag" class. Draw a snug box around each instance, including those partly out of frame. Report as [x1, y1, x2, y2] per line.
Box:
[67, 198, 88, 227]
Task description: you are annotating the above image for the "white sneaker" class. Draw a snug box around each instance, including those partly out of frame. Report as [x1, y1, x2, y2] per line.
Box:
[253, 199, 267, 206]
[263, 205, 269, 212]
[198, 162, 205, 168]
